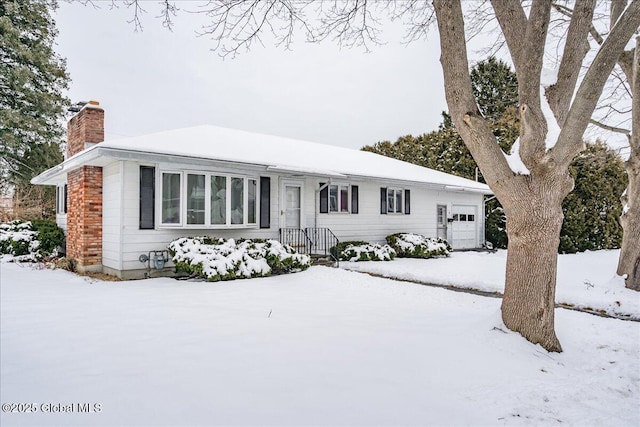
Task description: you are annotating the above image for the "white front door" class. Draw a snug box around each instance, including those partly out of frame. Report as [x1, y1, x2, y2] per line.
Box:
[451, 205, 477, 249]
[284, 185, 301, 228]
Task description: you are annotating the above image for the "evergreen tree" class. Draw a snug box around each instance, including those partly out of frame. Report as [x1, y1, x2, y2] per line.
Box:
[560, 141, 627, 253]
[470, 57, 519, 123]
[0, 0, 69, 218]
[364, 58, 626, 254]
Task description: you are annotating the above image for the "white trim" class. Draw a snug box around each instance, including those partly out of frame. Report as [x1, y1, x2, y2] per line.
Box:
[156, 170, 259, 229]
[386, 187, 404, 214]
[280, 179, 305, 229]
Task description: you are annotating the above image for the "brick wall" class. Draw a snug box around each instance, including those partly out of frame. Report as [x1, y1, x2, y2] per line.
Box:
[66, 102, 104, 270]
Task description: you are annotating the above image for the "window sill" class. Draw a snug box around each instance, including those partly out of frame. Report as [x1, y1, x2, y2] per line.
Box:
[157, 224, 259, 230]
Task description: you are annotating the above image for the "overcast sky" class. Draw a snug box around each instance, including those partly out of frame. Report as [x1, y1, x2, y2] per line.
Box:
[53, 2, 450, 150]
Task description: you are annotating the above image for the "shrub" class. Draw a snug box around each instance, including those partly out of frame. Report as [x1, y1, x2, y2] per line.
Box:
[336, 242, 396, 262]
[168, 237, 311, 282]
[0, 221, 40, 260]
[0, 220, 64, 261]
[386, 233, 451, 258]
[329, 240, 369, 260]
[30, 220, 65, 255]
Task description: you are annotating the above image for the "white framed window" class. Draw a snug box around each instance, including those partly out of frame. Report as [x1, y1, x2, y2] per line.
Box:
[329, 184, 350, 213]
[159, 171, 258, 228]
[161, 172, 181, 225]
[387, 188, 403, 214]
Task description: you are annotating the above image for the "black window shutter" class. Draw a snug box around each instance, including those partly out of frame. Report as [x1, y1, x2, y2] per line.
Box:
[63, 184, 67, 214]
[404, 189, 411, 215]
[319, 183, 328, 213]
[139, 166, 155, 229]
[380, 187, 387, 214]
[260, 177, 271, 229]
[351, 185, 359, 214]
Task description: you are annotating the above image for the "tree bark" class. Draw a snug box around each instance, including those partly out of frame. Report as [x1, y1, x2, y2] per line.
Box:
[434, 0, 568, 352]
[501, 173, 570, 352]
[617, 36, 640, 291]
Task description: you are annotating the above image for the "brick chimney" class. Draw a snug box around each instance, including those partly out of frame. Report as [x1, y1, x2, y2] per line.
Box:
[66, 101, 104, 272]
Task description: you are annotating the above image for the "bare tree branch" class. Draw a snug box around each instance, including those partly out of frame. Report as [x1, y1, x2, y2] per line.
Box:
[545, 0, 595, 127]
[552, 0, 640, 166]
[490, 0, 528, 69]
[589, 118, 631, 135]
[158, 0, 179, 31]
[433, 0, 514, 195]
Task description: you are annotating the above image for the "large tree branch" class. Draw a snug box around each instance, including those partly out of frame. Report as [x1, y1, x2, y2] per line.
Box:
[610, 0, 627, 29]
[545, 0, 595, 127]
[552, 0, 640, 166]
[489, 0, 528, 69]
[632, 36, 640, 156]
[433, 0, 514, 195]
[500, 0, 552, 170]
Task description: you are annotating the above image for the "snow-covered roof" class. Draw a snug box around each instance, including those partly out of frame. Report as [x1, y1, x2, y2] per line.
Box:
[33, 125, 491, 193]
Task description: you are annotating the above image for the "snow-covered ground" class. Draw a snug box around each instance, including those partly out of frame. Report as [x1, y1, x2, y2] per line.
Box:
[1, 255, 639, 426]
[343, 249, 640, 320]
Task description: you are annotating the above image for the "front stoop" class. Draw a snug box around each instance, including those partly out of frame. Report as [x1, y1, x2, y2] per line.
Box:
[310, 254, 337, 267]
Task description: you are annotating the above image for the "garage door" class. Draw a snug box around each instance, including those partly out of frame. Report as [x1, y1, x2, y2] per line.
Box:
[451, 205, 477, 249]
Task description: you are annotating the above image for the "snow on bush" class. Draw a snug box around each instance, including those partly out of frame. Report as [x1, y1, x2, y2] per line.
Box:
[336, 241, 396, 262]
[386, 233, 451, 259]
[0, 221, 42, 261]
[168, 237, 311, 281]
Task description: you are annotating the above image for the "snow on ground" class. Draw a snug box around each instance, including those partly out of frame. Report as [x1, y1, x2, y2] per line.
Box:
[343, 249, 640, 320]
[1, 259, 639, 426]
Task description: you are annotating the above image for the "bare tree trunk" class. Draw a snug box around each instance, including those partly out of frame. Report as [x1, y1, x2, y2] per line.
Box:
[617, 173, 640, 289]
[617, 38, 640, 290]
[501, 174, 568, 352]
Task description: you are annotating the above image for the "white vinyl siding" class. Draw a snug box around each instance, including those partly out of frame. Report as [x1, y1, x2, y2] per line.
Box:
[101, 161, 486, 276]
[113, 162, 279, 273]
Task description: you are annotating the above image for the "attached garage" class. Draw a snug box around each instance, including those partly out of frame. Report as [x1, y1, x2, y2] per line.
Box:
[450, 204, 478, 249]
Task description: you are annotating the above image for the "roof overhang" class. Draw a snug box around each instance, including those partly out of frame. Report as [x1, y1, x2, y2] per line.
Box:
[31, 146, 493, 195]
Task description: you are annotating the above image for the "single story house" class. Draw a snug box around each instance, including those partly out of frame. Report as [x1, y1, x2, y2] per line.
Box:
[32, 101, 492, 279]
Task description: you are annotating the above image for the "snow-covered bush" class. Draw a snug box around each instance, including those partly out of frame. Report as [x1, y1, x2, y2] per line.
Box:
[386, 233, 451, 258]
[168, 237, 311, 281]
[335, 241, 396, 262]
[0, 220, 63, 261]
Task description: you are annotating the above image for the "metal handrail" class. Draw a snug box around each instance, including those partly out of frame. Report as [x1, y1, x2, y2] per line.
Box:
[279, 228, 313, 254]
[278, 227, 340, 266]
[305, 227, 340, 265]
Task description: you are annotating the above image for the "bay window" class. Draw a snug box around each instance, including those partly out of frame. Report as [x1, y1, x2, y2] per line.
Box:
[160, 171, 258, 227]
[230, 177, 244, 224]
[248, 179, 257, 224]
[162, 172, 181, 224]
[187, 174, 205, 225]
[210, 175, 226, 225]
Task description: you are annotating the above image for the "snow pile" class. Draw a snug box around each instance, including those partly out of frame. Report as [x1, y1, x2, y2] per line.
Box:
[0, 221, 41, 261]
[168, 237, 311, 281]
[339, 242, 396, 262]
[503, 137, 531, 175]
[386, 233, 451, 258]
